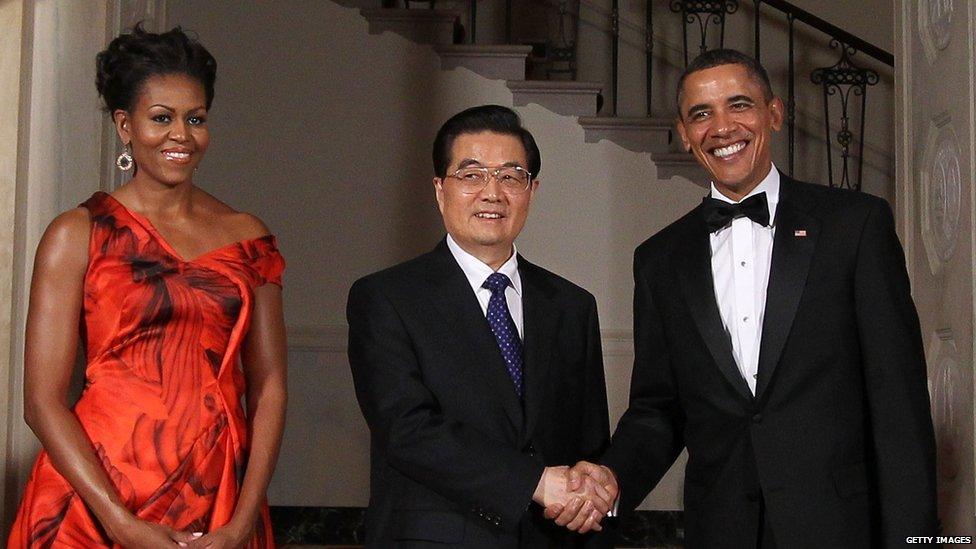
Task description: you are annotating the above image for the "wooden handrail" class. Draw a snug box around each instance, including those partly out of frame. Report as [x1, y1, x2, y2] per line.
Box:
[758, 0, 893, 66]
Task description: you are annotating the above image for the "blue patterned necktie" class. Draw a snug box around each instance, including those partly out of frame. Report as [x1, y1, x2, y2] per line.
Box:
[482, 272, 524, 398]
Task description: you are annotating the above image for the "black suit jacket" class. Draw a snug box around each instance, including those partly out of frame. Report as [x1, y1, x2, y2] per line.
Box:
[603, 176, 937, 548]
[347, 239, 612, 548]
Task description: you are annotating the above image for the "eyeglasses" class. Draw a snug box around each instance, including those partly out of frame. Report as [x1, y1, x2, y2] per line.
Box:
[447, 166, 533, 195]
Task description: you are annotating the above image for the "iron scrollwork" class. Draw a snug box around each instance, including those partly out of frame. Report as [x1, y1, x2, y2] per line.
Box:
[547, 0, 580, 80]
[810, 40, 880, 190]
[669, 0, 739, 66]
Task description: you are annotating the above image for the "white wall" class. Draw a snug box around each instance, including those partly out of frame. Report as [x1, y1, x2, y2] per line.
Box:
[789, 0, 893, 53]
[2, 0, 112, 533]
[0, 0, 27, 531]
[166, 0, 703, 510]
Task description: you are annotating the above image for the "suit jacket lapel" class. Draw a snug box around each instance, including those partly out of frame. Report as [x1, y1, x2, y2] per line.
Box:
[755, 177, 820, 398]
[677, 210, 755, 402]
[425, 241, 525, 432]
[519, 259, 557, 443]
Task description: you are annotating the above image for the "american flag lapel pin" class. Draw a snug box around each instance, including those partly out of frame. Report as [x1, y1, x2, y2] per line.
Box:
[794, 229, 807, 237]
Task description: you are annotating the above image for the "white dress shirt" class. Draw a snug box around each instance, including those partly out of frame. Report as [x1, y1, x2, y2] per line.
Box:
[446, 234, 524, 339]
[709, 165, 780, 395]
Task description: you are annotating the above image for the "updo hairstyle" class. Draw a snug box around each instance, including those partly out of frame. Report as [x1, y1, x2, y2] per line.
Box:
[96, 22, 217, 113]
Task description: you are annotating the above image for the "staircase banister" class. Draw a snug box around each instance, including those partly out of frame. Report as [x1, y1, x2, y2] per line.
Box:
[758, 0, 893, 66]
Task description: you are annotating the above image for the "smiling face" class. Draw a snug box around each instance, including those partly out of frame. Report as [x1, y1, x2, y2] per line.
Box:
[434, 131, 538, 269]
[115, 73, 210, 187]
[675, 63, 783, 200]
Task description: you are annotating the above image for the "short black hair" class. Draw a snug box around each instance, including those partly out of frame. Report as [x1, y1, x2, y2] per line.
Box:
[432, 105, 541, 178]
[96, 22, 217, 113]
[676, 49, 774, 116]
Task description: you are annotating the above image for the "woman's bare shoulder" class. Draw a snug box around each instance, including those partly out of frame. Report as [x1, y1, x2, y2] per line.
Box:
[35, 207, 92, 271]
[195, 189, 271, 240]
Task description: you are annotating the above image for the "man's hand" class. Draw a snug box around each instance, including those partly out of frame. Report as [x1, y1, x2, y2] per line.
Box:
[543, 461, 619, 533]
[533, 465, 614, 533]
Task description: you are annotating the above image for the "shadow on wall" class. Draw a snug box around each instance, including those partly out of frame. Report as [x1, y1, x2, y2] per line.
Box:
[166, 0, 713, 514]
[164, 0, 568, 510]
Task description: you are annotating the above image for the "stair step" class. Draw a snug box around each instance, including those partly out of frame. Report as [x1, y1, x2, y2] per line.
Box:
[354, 9, 698, 180]
[578, 116, 677, 153]
[506, 80, 603, 117]
[360, 8, 460, 45]
[433, 45, 533, 80]
[650, 152, 708, 182]
[331, 0, 382, 8]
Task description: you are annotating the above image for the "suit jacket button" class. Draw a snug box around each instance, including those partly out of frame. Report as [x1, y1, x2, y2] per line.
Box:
[752, 413, 763, 423]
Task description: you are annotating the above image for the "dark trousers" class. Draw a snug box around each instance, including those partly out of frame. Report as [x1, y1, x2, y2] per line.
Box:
[758, 494, 776, 549]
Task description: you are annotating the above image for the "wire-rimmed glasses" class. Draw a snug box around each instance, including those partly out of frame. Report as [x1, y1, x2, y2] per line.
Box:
[447, 165, 533, 195]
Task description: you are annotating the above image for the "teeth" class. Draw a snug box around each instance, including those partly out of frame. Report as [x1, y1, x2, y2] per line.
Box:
[476, 213, 502, 219]
[164, 152, 190, 159]
[713, 142, 746, 158]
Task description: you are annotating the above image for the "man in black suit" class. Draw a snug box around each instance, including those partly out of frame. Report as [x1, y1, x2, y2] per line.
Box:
[553, 49, 937, 547]
[347, 105, 615, 548]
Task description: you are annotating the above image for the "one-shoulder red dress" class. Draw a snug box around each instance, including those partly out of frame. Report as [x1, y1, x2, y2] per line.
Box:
[9, 191, 283, 548]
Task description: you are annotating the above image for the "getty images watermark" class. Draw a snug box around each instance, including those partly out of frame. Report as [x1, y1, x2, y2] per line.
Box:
[907, 536, 973, 544]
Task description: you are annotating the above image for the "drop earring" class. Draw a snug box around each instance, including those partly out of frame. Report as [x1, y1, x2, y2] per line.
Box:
[116, 143, 133, 171]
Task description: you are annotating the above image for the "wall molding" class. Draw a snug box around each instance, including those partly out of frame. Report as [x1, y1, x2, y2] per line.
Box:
[269, 505, 683, 546]
[968, 0, 976, 518]
[288, 325, 348, 353]
[288, 325, 635, 357]
[894, 0, 915, 280]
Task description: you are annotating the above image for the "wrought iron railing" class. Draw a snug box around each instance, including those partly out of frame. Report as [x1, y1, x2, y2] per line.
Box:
[397, 0, 890, 191]
[751, 0, 888, 189]
[651, 0, 891, 190]
[549, 0, 889, 190]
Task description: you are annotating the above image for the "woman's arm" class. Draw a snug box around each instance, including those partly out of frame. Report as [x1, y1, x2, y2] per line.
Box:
[199, 280, 287, 548]
[24, 209, 191, 548]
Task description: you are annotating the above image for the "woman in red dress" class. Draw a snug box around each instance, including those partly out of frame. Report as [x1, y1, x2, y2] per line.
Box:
[9, 25, 286, 548]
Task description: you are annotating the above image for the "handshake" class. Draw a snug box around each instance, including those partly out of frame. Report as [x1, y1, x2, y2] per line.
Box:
[531, 461, 619, 534]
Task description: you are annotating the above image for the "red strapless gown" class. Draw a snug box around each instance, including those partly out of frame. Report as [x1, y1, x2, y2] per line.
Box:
[9, 192, 284, 548]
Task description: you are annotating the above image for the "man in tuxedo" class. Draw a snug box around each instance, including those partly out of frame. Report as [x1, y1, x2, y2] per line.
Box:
[347, 105, 615, 548]
[553, 49, 937, 547]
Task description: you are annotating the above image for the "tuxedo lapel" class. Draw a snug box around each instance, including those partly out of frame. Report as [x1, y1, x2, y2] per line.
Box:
[677, 210, 754, 402]
[755, 178, 820, 398]
[518, 260, 557, 443]
[424, 241, 525, 432]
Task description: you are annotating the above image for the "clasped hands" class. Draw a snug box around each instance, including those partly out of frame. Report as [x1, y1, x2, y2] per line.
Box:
[107, 511, 250, 549]
[531, 462, 618, 534]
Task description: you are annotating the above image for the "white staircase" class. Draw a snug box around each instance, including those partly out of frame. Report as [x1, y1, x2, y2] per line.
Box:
[433, 44, 532, 80]
[357, 5, 704, 180]
[360, 8, 460, 44]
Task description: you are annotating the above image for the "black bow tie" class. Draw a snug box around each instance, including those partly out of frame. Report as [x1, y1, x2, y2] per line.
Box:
[701, 192, 770, 232]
